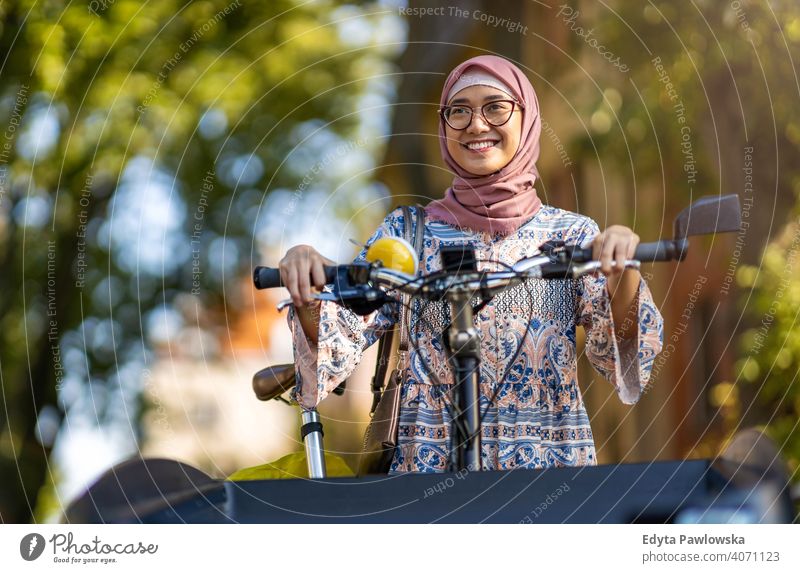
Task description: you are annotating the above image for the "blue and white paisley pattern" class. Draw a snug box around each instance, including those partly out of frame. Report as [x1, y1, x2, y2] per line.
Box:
[288, 205, 664, 473]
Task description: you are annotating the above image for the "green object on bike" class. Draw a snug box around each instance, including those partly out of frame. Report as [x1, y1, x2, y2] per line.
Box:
[227, 451, 354, 481]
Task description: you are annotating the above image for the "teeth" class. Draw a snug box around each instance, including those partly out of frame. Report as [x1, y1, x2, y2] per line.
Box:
[466, 141, 497, 150]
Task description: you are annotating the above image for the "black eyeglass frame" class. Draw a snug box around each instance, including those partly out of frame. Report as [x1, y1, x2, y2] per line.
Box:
[438, 99, 525, 130]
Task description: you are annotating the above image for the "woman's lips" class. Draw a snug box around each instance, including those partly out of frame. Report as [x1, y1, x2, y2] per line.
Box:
[462, 140, 499, 154]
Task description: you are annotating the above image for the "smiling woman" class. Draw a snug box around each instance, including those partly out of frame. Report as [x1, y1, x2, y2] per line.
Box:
[278, 54, 664, 474]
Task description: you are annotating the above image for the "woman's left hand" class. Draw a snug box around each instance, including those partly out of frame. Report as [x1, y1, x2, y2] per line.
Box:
[591, 225, 640, 277]
[591, 225, 641, 338]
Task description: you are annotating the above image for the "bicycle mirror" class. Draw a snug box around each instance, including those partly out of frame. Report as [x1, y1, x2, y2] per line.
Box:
[673, 194, 741, 239]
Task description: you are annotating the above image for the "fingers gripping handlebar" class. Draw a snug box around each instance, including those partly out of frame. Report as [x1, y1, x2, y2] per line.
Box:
[566, 239, 689, 265]
[253, 265, 338, 290]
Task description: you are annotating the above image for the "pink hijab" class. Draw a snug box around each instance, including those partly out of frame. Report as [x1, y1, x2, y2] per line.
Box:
[425, 55, 543, 235]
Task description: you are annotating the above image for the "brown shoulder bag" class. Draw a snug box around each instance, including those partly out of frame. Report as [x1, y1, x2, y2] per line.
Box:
[357, 204, 425, 476]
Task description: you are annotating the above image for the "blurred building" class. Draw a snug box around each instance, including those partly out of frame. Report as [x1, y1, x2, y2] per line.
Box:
[141, 281, 376, 478]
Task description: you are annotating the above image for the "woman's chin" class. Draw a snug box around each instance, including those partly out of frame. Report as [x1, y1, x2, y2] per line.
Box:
[456, 157, 503, 175]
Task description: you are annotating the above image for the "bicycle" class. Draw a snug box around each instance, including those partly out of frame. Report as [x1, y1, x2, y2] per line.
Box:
[253, 194, 742, 476]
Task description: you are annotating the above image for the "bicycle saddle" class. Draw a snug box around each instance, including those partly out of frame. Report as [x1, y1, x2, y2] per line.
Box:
[252, 364, 297, 401]
[252, 364, 346, 401]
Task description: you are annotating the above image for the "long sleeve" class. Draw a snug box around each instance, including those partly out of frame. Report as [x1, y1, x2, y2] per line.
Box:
[287, 209, 408, 410]
[574, 220, 664, 405]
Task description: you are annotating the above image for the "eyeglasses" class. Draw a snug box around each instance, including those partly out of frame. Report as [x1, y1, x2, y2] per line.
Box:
[439, 99, 524, 130]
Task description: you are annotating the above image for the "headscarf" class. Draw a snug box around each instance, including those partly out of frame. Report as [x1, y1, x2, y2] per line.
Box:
[425, 55, 543, 236]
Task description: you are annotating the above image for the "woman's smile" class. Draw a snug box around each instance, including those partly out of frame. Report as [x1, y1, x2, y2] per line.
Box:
[462, 138, 500, 152]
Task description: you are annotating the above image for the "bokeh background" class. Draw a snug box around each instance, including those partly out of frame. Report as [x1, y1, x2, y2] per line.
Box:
[1, 0, 798, 523]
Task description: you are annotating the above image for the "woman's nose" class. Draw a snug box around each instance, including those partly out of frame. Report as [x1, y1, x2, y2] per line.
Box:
[466, 112, 491, 133]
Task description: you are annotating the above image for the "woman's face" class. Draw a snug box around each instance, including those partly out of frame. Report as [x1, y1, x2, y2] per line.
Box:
[443, 85, 523, 176]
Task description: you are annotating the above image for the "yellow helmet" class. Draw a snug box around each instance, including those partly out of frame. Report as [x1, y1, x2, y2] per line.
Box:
[365, 236, 418, 276]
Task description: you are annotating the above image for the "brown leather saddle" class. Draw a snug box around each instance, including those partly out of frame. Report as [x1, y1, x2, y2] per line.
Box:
[252, 364, 344, 402]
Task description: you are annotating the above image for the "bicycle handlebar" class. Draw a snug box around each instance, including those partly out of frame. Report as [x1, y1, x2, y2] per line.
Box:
[564, 239, 689, 264]
[253, 239, 681, 293]
[253, 265, 338, 290]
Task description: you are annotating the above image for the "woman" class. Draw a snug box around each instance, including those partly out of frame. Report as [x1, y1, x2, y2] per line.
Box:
[280, 55, 663, 473]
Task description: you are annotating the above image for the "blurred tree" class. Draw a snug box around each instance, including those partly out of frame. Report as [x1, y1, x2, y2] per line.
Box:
[734, 223, 800, 482]
[384, 0, 800, 462]
[596, 0, 800, 457]
[0, 0, 399, 522]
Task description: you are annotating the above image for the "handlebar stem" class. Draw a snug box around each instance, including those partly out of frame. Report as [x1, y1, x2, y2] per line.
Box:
[444, 290, 482, 473]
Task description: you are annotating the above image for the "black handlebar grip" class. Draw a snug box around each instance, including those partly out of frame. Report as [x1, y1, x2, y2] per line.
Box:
[570, 246, 594, 263]
[571, 240, 688, 264]
[634, 240, 687, 262]
[539, 263, 571, 279]
[253, 266, 283, 289]
[253, 265, 340, 289]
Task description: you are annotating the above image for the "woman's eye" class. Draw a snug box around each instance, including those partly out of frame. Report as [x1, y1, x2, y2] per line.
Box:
[449, 107, 468, 116]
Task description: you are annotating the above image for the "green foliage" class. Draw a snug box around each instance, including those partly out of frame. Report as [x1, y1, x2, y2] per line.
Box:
[736, 222, 800, 481]
[581, 1, 800, 472]
[571, 1, 800, 225]
[0, 0, 394, 522]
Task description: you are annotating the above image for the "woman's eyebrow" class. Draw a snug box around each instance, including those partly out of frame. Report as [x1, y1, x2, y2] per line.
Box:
[448, 94, 507, 105]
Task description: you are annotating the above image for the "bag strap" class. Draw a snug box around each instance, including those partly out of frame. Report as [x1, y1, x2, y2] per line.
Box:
[368, 205, 425, 415]
[369, 328, 394, 414]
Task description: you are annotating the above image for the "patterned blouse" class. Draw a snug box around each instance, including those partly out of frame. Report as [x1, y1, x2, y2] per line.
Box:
[288, 205, 664, 473]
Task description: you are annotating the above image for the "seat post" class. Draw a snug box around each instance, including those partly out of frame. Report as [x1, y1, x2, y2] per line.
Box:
[300, 409, 327, 479]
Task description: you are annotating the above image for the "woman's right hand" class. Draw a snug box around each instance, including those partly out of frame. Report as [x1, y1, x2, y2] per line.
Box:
[279, 245, 335, 308]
